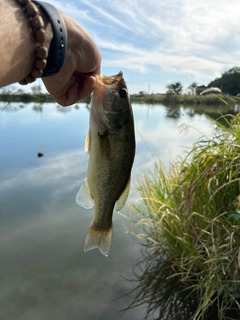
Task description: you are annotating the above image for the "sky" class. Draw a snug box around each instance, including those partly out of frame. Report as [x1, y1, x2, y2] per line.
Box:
[8, 0, 240, 94]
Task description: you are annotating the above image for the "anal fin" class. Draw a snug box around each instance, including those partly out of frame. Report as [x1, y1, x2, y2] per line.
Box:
[115, 177, 131, 212]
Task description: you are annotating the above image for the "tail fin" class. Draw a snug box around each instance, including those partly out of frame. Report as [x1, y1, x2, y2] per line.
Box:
[84, 225, 113, 257]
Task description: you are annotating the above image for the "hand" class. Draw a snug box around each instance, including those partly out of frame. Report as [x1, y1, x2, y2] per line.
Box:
[42, 13, 101, 107]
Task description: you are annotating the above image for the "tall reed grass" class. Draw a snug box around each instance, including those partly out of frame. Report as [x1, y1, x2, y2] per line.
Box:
[130, 112, 240, 319]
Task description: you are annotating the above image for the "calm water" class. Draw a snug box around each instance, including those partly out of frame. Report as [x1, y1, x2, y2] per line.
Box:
[0, 102, 223, 319]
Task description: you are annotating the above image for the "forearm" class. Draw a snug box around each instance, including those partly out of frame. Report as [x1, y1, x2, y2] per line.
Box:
[0, 0, 53, 87]
[0, 0, 101, 106]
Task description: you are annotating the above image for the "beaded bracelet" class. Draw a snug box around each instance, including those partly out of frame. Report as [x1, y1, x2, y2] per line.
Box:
[17, 0, 67, 85]
[17, 0, 49, 84]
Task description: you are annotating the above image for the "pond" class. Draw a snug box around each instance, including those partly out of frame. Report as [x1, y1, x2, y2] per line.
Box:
[0, 101, 235, 320]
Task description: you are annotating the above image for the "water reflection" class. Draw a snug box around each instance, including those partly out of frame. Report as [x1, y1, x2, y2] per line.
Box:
[1, 100, 239, 115]
[165, 103, 238, 120]
[32, 104, 43, 113]
[166, 105, 181, 118]
[0, 102, 25, 112]
[124, 252, 198, 320]
[125, 248, 240, 319]
[0, 101, 237, 319]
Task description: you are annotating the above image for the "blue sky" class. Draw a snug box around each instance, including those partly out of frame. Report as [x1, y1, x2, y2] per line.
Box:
[10, 0, 240, 94]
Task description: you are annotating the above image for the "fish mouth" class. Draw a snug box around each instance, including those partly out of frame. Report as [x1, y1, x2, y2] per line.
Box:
[102, 71, 123, 85]
[94, 71, 124, 94]
[96, 71, 123, 85]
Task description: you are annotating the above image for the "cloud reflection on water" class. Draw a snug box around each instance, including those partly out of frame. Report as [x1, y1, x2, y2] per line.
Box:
[0, 102, 216, 320]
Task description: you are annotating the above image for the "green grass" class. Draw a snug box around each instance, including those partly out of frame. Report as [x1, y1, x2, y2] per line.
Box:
[129, 112, 240, 319]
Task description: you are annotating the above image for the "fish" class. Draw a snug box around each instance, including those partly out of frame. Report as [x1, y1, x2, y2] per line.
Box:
[76, 71, 135, 257]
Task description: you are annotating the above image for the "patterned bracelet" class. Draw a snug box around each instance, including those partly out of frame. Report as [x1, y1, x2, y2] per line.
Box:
[17, 0, 67, 85]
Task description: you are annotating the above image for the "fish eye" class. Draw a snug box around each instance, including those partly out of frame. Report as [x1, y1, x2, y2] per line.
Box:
[119, 88, 128, 98]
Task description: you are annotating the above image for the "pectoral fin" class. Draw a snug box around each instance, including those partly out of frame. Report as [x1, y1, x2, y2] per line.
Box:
[76, 178, 94, 209]
[115, 177, 131, 212]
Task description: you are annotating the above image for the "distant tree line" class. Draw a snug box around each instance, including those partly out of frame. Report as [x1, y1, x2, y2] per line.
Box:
[166, 66, 240, 96]
[0, 85, 54, 103]
[0, 92, 54, 103]
[208, 66, 240, 96]
[0, 85, 91, 103]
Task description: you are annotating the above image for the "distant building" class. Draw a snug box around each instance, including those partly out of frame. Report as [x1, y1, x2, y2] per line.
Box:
[196, 85, 206, 95]
[200, 87, 222, 95]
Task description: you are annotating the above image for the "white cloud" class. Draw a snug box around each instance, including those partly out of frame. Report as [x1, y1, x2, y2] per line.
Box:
[9, 0, 240, 93]
[68, 0, 239, 85]
[0, 150, 87, 194]
[76, 0, 133, 31]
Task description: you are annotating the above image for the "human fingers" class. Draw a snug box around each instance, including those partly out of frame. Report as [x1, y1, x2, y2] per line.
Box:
[54, 74, 96, 106]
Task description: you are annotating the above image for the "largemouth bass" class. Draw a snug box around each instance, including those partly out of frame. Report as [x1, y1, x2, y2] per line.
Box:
[76, 71, 135, 257]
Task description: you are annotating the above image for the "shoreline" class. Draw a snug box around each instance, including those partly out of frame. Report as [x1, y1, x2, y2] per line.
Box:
[0, 93, 238, 106]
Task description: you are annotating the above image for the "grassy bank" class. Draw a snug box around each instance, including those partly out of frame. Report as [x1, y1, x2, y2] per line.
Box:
[131, 93, 237, 105]
[0, 93, 238, 106]
[129, 113, 240, 319]
[0, 93, 55, 103]
[0, 94, 91, 104]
